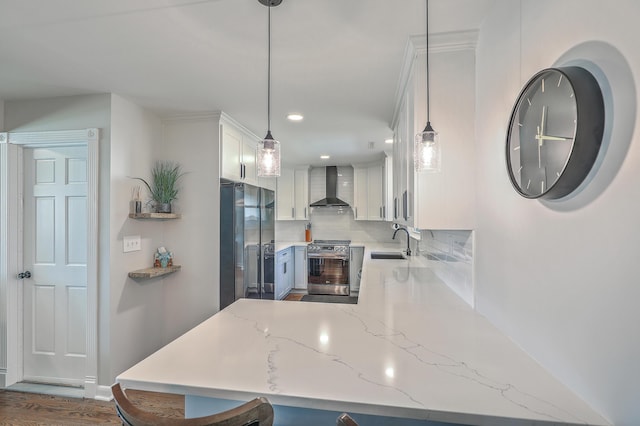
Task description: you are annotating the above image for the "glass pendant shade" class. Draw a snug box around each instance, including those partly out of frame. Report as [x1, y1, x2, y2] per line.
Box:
[414, 122, 441, 172]
[257, 131, 281, 177]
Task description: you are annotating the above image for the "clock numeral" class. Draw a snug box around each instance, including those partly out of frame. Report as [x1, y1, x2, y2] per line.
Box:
[526, 179, 531, 190]
[513, 146, 520, 151]
[527, 98, 532, 106]
[541, 181, 545, 193]
[557, 74, 563, 87]
[541, 78, 545, 93]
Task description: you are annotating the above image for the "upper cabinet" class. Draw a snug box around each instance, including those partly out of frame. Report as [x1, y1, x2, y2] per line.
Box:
[353, 161, 387, 221]
[276, 166, 309, 221]
[218, 114, 276, 191]
[220, 116, 258, 187]
[391, 32, 477, 230]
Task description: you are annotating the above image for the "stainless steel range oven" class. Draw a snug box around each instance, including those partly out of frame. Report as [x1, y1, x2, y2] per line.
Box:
[307, 239, 350, 295]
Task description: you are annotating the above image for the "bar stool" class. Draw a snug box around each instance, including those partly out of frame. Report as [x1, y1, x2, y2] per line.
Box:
[111, 383, 274, 426]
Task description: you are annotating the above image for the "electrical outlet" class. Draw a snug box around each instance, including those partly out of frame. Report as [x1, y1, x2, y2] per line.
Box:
[123, 235, 141, 253]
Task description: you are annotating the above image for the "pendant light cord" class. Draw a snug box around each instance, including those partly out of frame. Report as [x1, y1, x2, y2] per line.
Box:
[267, 4, 272, 134]
[425, 0, 430, 124]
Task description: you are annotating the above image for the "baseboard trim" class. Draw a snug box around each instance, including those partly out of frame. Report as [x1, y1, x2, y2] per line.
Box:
[95, 384, 113, 401]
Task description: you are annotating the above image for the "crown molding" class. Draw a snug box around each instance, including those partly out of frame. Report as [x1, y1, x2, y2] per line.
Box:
[391, 30, 479, 129]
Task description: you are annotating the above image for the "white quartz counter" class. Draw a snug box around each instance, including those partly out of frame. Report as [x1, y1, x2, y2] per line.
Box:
[275, 241, 308, 252]
[117, 244, 609, 425]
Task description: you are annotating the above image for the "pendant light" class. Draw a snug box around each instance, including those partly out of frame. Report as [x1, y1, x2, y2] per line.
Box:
[414, 0, 441, 172]
[257, 0, 282, 177]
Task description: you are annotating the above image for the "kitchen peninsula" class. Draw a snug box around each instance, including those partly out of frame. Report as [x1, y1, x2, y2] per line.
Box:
[116, 245, 609, 426]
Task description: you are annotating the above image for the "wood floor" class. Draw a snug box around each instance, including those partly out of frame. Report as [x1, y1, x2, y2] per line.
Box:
[1, 294, 306, 424]
[0, 388, 184, 425]
[284, 292, 305, 301]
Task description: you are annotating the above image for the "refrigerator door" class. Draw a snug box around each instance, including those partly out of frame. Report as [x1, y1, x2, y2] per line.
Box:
[220, 182, 243, 310]
[260, 188, 275, 300]
[243, 184, 261, 300]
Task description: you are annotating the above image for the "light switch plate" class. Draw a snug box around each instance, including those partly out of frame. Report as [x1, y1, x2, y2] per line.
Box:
[123, 235, 141, 252]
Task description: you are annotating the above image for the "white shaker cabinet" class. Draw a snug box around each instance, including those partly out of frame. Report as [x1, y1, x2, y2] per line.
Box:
[353, 161, 386, 221]
[220, 117, 258, 186]
[391, 33, 476, 230]
[294, 246, 307, 290]
[275, 248, 293, 300]
[276, 166, 310, 221]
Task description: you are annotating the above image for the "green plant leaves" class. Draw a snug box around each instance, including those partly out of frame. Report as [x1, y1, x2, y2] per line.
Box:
[132, 161, 185, 204]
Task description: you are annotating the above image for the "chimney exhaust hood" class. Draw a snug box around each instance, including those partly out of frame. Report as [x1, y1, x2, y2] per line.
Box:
[309, 166, 350, 207]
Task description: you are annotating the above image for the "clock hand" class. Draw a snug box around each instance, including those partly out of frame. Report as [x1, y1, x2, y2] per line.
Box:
[535, 134, 571, 141]
[536, 125, 542, 168]
[540, 105, 546, 138]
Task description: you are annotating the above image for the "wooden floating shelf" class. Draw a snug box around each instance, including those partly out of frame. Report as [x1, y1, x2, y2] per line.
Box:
[129, 213, 181, 220]
[128, 265, 181, 279]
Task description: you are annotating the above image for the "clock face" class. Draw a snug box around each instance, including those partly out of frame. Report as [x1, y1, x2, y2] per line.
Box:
[506, 69, 578, 198]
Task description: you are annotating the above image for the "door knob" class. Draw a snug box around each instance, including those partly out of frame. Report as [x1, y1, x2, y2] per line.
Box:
[17, 271, 31, 279]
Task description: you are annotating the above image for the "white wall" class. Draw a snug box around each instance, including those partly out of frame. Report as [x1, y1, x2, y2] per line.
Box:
[0, 100, 4, 130]
[107, 94, 166, 383]
[160, 115, 221, 342]
[475, 1, 640, 424]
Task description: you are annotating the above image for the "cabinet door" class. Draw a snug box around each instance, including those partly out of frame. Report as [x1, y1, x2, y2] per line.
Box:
[276, 168, 295, 220]
[284, 256, 293, 295]
[241, 136, 257, 185]
[393, 91, 412, 226]
[294, 246, 307, 290]
[221, 123, 243, 182]
[275, 259, 284, 300]
[275, 249, 292, 300]
[293, 168, 309, 220]
[353, 167, 368, 221]
[367, 164, 384, 220]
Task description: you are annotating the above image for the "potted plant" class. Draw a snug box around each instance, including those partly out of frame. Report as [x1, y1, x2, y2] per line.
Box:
[133, 161, 185, 213]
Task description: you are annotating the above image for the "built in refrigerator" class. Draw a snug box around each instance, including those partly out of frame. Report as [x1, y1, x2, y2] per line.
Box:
[220, 181, 275, 310]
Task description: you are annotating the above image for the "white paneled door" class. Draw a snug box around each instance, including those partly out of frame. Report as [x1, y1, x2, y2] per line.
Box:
[22, 146, 88, 386]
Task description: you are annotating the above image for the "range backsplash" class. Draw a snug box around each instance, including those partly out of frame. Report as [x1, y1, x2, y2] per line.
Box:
[276, 207, 397, 243]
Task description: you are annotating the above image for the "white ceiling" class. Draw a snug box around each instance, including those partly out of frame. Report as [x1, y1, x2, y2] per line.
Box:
[0, 0, 494, 166]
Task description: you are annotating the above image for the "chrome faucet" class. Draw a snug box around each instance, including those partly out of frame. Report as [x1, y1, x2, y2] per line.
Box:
[392, 227, 412, 256]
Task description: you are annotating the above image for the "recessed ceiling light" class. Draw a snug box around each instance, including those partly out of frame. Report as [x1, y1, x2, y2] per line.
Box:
[287, 113, 304, 121]
[385, 138, 394, 144]
[320, 155, 330, 160]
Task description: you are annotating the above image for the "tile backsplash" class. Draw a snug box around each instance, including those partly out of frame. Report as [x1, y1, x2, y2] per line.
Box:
[276, 208, 397, 243]
[418, 230, 474, 307]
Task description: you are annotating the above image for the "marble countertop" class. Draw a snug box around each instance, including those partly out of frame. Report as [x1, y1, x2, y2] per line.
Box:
[275, 241, 308, 252]
[117, 244, 609, 425]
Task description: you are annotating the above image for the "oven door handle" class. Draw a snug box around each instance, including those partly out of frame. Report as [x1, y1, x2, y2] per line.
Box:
[307, 254, 349, 260]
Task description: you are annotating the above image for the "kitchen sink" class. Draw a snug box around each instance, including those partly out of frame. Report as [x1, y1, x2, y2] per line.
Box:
[370, 252, 406, 260]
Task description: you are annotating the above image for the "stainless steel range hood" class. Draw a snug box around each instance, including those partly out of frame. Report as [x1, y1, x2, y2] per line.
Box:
[309, 166, 350, 207]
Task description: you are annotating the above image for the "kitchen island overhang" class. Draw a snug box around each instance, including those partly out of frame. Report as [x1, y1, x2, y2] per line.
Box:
[116, 245, 610, 426]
